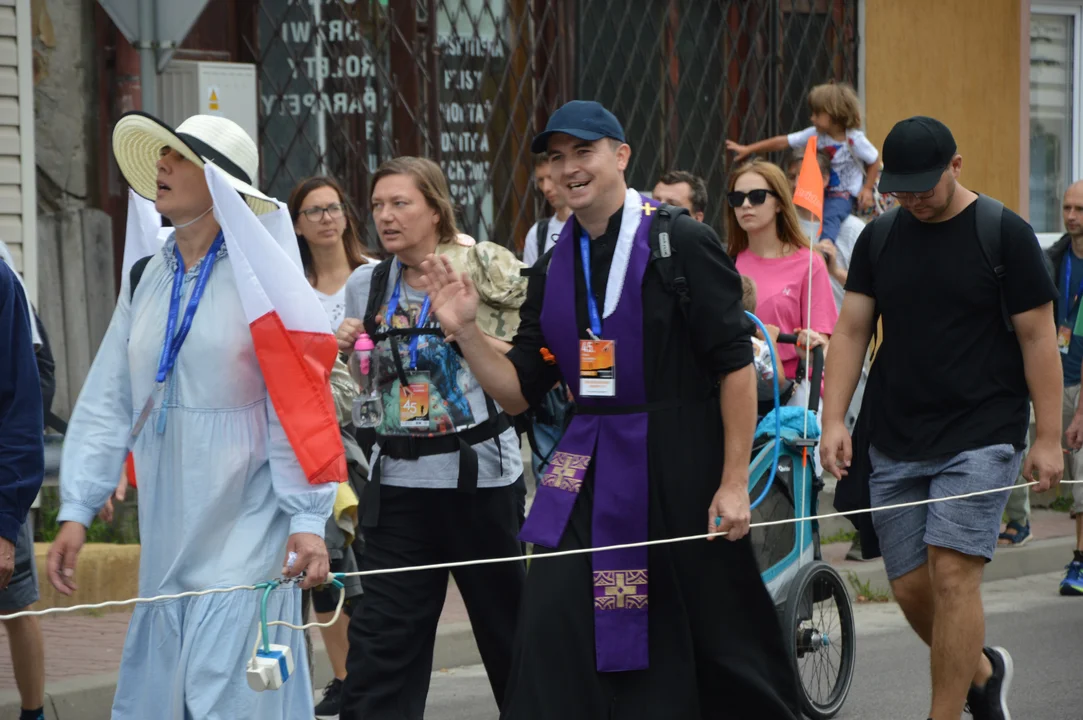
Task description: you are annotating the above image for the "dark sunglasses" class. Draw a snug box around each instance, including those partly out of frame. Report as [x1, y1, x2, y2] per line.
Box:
[727, 189, 779, 208]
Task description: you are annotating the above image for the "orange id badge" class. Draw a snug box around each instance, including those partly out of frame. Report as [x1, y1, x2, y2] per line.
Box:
[1059, 325, 1072, 355]
[399, 374, 431, 429]
[579, 339, 616, 397]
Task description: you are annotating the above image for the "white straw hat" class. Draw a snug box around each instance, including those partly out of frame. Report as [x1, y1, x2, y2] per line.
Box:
[112, 111, 278, 216]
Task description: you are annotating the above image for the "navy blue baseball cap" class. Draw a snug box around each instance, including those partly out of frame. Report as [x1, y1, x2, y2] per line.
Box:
[530, 100, 626, 153]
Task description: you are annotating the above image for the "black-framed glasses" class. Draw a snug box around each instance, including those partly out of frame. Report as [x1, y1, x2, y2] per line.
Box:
[726, 189, 779, 208]
[888, 188, 937, 202]
[300, 203, 346, 221]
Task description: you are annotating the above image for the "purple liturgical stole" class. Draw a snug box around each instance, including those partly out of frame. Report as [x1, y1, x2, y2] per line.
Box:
[520, 194, 657, 672]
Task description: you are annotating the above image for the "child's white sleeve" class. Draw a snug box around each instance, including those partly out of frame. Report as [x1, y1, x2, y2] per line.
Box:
[786, 126, 817, 149]
[849, 130, 880, 165]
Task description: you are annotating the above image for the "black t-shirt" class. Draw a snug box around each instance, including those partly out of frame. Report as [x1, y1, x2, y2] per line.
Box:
[508, 207, 753, 407]
[845, 200, 1057, 461]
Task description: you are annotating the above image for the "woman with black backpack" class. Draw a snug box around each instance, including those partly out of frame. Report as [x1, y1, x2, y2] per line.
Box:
[334, 156, 527, 719]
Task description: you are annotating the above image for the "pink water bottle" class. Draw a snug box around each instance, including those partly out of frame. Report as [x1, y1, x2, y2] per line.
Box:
[350, 333, 382, 427]
[350, 334, 375, 384]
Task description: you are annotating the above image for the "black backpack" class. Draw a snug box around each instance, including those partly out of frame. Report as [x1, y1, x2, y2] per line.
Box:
[867, 195, 1015, 332]
[33, 312, 61, 433]
[0, 256, 59, 432]
[534, 217, 550, 261]
[521, 203, 697, 329]
[129, 255, 153, 300]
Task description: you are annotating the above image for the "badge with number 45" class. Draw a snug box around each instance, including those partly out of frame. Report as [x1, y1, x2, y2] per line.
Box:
[579, 339, 616, 397]
[399, 376, 431, 428]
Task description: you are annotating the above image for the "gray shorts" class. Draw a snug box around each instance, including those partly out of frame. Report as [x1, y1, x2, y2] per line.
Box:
[0, 517, 39, 612]
[869, 444, 1023, 581]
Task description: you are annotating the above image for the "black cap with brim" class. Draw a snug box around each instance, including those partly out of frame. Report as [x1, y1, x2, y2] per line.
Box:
[531, 100, 626, 153]
[877, 116, 957, 194]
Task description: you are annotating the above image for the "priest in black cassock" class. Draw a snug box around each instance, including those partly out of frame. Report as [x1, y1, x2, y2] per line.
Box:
[417, 101, 798, 720]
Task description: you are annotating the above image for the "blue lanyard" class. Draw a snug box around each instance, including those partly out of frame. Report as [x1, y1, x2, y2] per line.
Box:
[578, 228, 603, 337]
[385, 263, 432, 369]
[155, 233, 224, 383]
[1064, 254, 1083, 324]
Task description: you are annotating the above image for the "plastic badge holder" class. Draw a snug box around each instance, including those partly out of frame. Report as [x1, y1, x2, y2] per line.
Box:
[350, 333, 383, 428]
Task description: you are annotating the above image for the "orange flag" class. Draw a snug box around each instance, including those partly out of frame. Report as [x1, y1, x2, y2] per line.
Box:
[793, 135, 824, 236]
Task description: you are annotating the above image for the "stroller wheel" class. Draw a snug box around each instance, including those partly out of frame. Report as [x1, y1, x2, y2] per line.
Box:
[782, 561, 856, 719]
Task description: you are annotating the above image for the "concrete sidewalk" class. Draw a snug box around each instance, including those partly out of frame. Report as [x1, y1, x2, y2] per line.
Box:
[4, 470, 1078, 719]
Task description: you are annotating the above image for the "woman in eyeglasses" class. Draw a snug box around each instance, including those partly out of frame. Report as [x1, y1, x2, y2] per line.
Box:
[290, 176, 379, 332]
[287, 175, 376, 720]
[727, 160, 837, 384]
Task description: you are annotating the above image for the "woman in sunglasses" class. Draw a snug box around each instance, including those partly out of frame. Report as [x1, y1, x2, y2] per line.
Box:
[727, 160, 837, 386]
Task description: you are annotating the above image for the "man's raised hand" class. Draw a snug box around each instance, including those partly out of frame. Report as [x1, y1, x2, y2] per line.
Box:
[417, 254, 479, 342]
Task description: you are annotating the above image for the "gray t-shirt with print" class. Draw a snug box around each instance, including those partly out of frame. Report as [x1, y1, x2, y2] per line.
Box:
[343, 262, 521, 490]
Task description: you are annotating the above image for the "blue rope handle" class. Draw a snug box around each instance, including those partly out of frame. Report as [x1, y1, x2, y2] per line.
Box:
[259, 581, 277, 654]
[743, 311, 782, 512]
[256, 575, 345, 656]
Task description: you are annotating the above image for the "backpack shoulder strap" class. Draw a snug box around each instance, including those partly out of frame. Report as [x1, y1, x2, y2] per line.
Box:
[363, 257, 395, 336]
[973, 194, 1011, 332]
[648, 203, 692, 321]
[867, 206, 901, 271]
[536, 217, 550, 259]
[129, 255, 153, 301]
[521, 234, 559, 278]
[520, 204, 695, 318]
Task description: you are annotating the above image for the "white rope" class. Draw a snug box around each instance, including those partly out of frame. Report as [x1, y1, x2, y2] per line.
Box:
[6, 479, 1079, 620]
[2, 583, 268, 619]
[331, 479, 1080, 580]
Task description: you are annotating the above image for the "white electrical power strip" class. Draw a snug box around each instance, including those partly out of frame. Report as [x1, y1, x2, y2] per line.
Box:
[246, 644, 294, 692]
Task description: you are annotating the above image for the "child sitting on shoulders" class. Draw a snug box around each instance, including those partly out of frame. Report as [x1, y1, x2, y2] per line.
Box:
[726, 81, 879, 242]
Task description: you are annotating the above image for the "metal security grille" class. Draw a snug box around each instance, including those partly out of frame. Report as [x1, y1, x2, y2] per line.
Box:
[251, 0, 858, 251]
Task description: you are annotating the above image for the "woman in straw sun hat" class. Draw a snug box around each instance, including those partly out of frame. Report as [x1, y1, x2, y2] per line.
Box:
[46, 111, 342, 720]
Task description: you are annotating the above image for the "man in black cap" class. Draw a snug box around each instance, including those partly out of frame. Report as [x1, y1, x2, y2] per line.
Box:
[821, 116, 1062, 720]
[418, 100, 798, 718]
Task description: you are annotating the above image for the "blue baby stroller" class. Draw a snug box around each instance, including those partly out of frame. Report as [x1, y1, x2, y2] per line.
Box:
[747, 332, 856, 719]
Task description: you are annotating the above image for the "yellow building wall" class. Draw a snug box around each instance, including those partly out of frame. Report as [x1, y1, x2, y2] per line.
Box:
[864, 0, 1025, 213]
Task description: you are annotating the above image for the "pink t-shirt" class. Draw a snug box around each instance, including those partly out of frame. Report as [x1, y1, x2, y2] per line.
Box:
[736, 247, 838, 379]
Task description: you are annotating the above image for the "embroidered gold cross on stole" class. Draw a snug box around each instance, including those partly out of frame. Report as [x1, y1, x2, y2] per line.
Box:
[541, 451, 589, 493]
[641, 202, 655, 216]
[594, 570, 649, 609]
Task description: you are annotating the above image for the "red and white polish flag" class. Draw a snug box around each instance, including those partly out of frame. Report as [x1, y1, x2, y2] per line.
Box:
[205, 163, 346, 485]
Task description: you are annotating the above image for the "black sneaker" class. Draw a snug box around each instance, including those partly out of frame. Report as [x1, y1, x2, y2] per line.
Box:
[965, 647, 1014, 720]
[315, 677, 343, 719]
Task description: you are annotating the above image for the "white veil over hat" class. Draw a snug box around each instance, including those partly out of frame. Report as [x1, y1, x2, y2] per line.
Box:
[121, 189, 170, 280]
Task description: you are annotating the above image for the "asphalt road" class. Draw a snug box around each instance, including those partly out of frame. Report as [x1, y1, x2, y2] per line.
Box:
[420, 572, 1083, 720]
